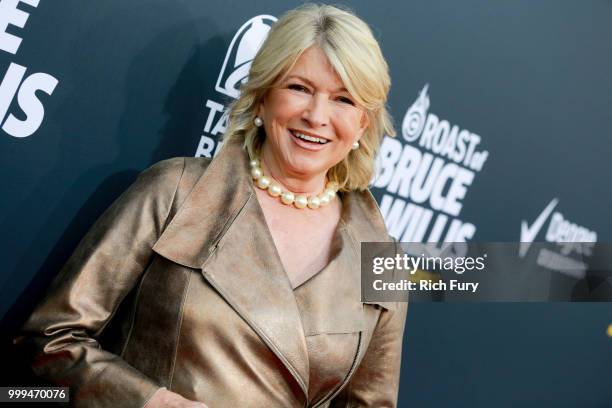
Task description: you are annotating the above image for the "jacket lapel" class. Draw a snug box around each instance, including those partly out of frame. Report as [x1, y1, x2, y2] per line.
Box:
[340, 189, 398, 312]
[151, 140, 252, 270]
[152, 140, 310, 396]
[201, 193, 311, 396]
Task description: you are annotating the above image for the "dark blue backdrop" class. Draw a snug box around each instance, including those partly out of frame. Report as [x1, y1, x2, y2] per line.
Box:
[1, 1, 611, 406]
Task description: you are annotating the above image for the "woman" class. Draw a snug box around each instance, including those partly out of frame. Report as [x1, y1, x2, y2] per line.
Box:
[16, 4, 407, 407]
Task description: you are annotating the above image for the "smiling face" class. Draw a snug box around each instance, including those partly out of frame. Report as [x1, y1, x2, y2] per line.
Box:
[258, 46, 368, 186]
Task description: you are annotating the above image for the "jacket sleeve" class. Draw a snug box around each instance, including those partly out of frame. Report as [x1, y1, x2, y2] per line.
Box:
[331, 301, 408, 408]
[14, 157, 186, 408]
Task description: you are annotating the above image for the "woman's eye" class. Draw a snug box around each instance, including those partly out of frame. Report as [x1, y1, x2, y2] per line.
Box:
[337, 96, 355, 106]
[288, 84, 309, 93]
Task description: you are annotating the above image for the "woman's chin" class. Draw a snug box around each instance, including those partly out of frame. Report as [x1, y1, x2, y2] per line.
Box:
[284, 161, 329, 179]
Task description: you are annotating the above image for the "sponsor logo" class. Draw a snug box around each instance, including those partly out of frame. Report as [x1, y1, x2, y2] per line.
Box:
[519, 199, 597, 278]
[0, 0, 58, 138]
[195, 15, 277, 158]
[373, 84, 489, 247]
[519, 198, 559, 257]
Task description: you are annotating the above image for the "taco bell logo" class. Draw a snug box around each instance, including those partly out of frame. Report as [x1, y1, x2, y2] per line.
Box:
[195, 14, 276, 158]
[215, 15, 277, 99]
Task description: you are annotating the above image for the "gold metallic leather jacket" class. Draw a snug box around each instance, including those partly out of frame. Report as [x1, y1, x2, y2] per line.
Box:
[16, 140, 408, 407]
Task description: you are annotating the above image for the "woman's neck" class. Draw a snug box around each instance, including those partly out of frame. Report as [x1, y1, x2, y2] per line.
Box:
[260, 146, 327, 196]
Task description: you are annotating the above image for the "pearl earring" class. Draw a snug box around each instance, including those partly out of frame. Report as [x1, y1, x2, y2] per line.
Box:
[352, 140, 360, 150]
[254, 116, 263, 127]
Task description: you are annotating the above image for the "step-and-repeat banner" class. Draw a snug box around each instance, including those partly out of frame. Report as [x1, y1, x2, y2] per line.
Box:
[1, 1, 611, 406]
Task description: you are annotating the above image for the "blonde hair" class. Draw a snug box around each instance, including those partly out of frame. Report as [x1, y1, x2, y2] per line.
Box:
[224, 3, 396, 191]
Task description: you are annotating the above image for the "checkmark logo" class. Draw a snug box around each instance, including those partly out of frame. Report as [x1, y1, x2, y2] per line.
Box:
[519, 198, 559, 257]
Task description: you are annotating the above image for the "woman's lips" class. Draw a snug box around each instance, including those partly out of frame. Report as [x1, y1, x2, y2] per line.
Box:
[289, 130, 329, 151]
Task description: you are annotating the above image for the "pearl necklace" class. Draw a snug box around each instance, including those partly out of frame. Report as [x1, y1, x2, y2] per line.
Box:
[249, 158, 338, 209]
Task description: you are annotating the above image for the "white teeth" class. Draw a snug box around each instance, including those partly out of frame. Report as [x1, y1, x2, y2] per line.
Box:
[293, 131, 328, 144]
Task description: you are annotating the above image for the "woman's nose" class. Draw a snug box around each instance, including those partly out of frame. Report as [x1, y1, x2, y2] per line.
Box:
[302, 94, 330, 128]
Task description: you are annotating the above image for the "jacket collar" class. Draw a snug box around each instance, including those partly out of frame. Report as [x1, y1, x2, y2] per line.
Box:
[152, 139, 394, 398]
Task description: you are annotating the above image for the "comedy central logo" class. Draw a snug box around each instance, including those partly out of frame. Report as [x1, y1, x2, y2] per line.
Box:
[519, 198, 597, 278]
[195, 15, 277, 157]
[373, 84, 489, 247]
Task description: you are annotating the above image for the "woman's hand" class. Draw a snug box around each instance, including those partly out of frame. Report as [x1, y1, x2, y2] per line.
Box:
[145, 388, 208, 408]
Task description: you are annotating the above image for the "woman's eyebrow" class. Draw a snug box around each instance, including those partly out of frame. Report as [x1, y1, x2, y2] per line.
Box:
[284, 75, 348, 93]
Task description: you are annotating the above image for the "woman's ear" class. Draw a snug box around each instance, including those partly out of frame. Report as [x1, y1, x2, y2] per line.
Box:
[357, 112, 370, 139]
[257, 95, 267, 118]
